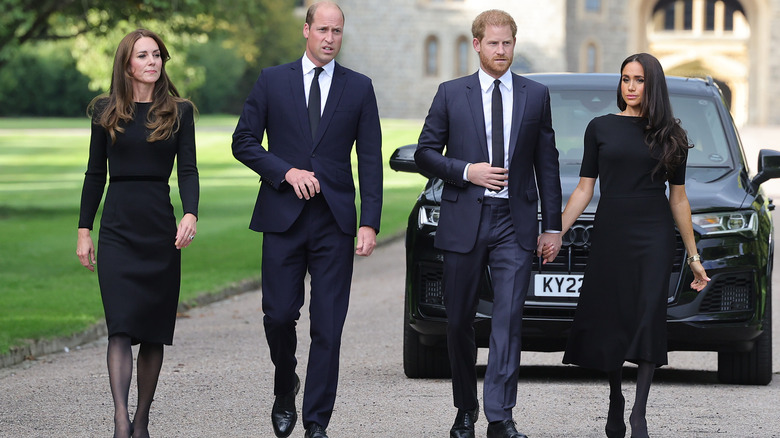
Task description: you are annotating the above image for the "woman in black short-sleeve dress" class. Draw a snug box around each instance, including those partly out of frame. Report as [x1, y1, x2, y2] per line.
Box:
[552, 54, 710, 438]
[76, 29, 198, 438]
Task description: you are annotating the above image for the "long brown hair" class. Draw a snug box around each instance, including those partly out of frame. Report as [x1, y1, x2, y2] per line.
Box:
[88, 29, 190, 144]
[617, 53, 691, 180]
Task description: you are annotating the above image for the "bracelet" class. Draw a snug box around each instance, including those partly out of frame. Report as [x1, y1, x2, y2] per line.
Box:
[686, 254, 701, 265]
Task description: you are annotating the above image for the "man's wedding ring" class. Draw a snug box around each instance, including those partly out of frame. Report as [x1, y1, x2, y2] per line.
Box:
[188, 235, 195, 240]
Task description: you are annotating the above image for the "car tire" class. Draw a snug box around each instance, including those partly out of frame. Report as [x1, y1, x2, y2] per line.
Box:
[717, 290, 772, 385]
[403, 311, 452, 378]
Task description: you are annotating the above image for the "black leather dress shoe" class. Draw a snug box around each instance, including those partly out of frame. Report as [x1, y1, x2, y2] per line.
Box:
[271, 374, 300, 438]
[450, 407, 479, 438]
[486, 419, 528, 438]
[304, 424, 328, 438]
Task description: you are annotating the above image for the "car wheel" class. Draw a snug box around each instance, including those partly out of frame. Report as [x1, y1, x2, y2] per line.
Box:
[403, 310, 451, 378]
[717, 290, 773, 385]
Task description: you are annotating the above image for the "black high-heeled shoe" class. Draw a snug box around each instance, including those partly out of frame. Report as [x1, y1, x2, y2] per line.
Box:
[605, 395, 626, 438]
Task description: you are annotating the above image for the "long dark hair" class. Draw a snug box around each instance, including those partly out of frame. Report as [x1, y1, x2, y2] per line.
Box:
[88, 29, 192, 144]
[617, 53, 691, 180]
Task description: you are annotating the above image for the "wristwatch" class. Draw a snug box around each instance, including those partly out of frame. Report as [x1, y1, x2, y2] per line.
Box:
[686, 254, 701, 265]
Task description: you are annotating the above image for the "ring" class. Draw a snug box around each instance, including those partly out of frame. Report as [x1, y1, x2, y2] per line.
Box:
[188, 235, 194, 240]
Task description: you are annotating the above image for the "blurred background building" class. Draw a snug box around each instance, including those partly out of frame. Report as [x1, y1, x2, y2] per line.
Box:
[298, 0, 780, 127]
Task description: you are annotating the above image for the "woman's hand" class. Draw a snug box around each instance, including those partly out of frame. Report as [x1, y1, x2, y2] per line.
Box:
[175, 213, 198, 249]
[76, 228, 96, 272]
[689, 260, 710, 292]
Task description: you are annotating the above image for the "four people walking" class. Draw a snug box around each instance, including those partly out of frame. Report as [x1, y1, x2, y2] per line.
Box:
[74, 3, 714, 437]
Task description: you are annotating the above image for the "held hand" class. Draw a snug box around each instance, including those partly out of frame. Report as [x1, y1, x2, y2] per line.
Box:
[537, 232, 562, 264]
[285, 168, 321, 200]
[355, 226, 377, 257]
[467, 162, 508, 191]
[689, 261, 711, 292]
[175, 213, 198, 249]
[76, 228, 96, 272]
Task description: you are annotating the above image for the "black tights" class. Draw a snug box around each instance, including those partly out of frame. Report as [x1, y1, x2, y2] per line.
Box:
[107, 335, 164, 438]
[605, 361, 654, 438]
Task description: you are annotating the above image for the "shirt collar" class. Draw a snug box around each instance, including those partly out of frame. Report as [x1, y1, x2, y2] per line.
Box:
[302, 54, 335, 77]
[478, 68, 513, 93]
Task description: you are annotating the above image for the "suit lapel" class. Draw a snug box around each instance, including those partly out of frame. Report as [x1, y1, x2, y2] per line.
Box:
[312, 63, 346, 151]
[508, 73, 527, 163]
[289, 59, 311, 142]
[466, 73, 489, 163]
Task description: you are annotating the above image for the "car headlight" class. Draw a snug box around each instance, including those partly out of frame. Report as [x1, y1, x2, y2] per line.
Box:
[691, 211, 757, 236]
[418, 205, 440, 228]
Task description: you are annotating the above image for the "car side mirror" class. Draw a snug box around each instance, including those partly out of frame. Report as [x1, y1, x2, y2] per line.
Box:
[390, 144, 430, 177]
[751, 149, 780, 189]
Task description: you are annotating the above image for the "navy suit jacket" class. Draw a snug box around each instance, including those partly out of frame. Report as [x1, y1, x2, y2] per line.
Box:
[232, 58, 383, 236]
[415, 72, 561, 253]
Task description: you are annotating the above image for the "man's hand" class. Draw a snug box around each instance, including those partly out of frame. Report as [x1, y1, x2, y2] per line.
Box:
[467, 162, 507, 190]
[537, 232, 562, 264]
[285, 168, 320, 200]
[355, 226, 377, 257]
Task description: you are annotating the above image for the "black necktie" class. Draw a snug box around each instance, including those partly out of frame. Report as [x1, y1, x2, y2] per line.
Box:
[308, 67, 323, 138]
[491, 79, 504, 169]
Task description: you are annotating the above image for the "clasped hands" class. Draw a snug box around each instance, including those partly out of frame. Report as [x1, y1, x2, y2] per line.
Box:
[286, 168, 321, 200]
[467, 162, 507, 191]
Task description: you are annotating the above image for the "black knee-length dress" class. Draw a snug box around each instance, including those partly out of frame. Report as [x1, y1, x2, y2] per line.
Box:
[78, 100, 198, 345]
[562, 114, 686, 371]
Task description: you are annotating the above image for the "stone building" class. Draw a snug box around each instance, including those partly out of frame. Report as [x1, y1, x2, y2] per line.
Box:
[298, 0, 780, 126]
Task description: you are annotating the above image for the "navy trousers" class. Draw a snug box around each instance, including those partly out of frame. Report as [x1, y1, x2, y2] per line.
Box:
[442, 197, 532, 422]
[261, 195, 354, 429]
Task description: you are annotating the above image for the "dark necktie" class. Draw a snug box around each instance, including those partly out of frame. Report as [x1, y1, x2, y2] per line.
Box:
[491, 79, 504, 169]
[308, 67, 323, 138]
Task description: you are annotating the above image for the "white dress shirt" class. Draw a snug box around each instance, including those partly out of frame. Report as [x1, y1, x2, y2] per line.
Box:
[302, 54, 335, 116]
[462, 68, 513, 198]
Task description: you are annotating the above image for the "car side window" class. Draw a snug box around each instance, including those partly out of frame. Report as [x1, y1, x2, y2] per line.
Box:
[670, 95, 732, 168]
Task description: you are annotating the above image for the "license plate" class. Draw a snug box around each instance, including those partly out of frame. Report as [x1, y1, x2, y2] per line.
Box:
[534, 274, 583, 297]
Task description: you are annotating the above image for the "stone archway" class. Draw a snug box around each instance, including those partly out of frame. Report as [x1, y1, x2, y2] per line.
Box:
[633, 0, 770, 126]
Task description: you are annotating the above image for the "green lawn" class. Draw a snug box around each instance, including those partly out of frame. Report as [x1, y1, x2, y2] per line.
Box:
[0, 116, 427, 355]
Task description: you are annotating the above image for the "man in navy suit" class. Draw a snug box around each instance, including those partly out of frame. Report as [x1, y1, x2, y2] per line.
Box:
[232, 2, 382, 437]
[415, 9, 562, 438]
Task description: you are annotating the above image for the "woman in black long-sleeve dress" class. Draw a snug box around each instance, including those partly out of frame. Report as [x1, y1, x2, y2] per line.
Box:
[76, 29, 198, 438]
[551, 54, 710, 438]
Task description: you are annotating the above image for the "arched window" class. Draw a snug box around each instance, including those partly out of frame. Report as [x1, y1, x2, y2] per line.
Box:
[585, 0, 602, 12]
[586, 44, 598, 73]
[455, 36, 470, 76]
[425, 35, 439, 76]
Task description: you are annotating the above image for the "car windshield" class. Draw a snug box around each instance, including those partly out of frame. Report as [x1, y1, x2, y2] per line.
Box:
[550, 89, 733, 171]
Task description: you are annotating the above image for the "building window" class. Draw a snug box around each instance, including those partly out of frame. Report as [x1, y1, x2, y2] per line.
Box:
[585, 0, 602, 12]
[586, 44, 598, 73]
[425, 35, 439, 76]
[455, 36, 470, 76]
[654, 0, 744, 33]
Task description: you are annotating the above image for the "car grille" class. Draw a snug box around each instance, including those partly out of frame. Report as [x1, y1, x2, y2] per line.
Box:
[417, 261, 444, 307]
[416, 220, 686, 313]
[699, 272, 755, 313]
[532, 218, 685, 273]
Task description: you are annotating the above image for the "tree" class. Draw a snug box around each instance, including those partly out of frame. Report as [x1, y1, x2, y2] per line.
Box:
[0, 0, 207, 69]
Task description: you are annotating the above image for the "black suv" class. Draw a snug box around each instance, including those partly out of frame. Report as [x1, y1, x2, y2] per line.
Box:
[390, 73, 780, 385]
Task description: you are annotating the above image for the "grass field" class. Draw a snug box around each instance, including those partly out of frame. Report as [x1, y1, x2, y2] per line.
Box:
[0, 116, 427, 355]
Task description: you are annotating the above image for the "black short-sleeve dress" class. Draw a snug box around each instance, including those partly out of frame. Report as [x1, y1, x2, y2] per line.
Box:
[562, 114, 686, 371]
[78, 100, 199, 345]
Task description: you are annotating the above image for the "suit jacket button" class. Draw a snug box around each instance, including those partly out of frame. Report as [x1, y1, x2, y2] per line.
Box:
[311, 153, 316, 157]
[477, 198, 482, 204]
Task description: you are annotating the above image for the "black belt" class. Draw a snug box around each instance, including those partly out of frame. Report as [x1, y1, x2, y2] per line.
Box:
[482, 196, 509, 205]
[110, 176, 166, 183]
